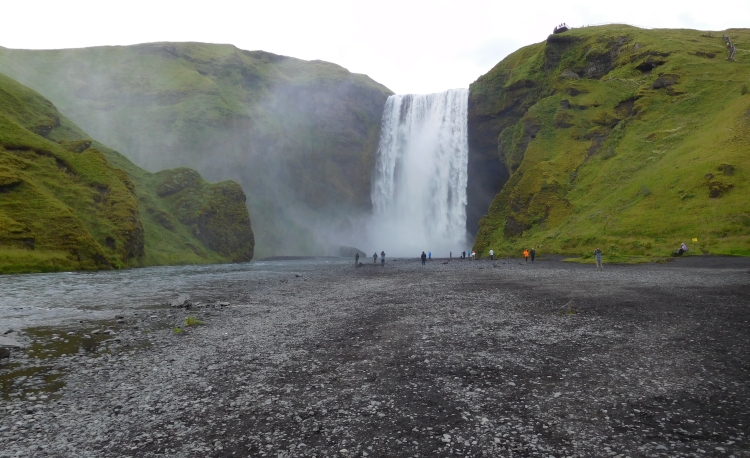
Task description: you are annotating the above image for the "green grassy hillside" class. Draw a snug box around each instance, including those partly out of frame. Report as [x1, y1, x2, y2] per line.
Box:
[0, 72, 253, 273]
[0, 43, 392, 257]
[470, 25, 750, 261]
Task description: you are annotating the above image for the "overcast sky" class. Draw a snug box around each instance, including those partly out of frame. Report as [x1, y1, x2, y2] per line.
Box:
[2, 0, 747, 94]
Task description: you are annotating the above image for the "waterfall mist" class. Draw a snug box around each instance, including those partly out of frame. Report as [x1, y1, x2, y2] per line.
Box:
[363, 89, 469, 257]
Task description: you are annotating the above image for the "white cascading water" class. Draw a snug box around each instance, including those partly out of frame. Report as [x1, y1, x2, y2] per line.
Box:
[368, 88, 469, 256]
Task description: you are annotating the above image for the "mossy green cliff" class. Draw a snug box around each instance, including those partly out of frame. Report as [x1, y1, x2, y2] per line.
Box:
[0, 72, 253, 273]
[0, 43, 392, 258]
[469, 25, 750, 259]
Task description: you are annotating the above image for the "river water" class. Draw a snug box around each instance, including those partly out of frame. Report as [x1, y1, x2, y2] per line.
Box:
[0, 259, 350, 332]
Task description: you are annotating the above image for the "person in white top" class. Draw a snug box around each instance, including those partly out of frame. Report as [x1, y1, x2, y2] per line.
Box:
[489, 249, 494, 260]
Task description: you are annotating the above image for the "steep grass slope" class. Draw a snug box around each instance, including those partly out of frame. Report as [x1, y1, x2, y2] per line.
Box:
[0, 43, 392, 257]
[470, 26, 750, 260]
[0, 72, 253, 273]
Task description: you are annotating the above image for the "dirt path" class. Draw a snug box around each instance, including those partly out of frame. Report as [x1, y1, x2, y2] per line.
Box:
[1, 259, 749, 457]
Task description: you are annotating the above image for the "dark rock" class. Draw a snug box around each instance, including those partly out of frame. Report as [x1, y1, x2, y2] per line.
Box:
[652, 74, 679, 89]
[695, 51, 716, 59]
[170, 295, 191, 308]
[707, 181, 733, 198]
[635, 56, 667, 73]
[566, 87, 586, 96]
[560, 69, 579, 80]
[615, 97, 636, 117]
[718, 164, 734, 176]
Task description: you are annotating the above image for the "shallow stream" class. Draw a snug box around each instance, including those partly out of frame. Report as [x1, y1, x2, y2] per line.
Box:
[0, 259, 349, 332]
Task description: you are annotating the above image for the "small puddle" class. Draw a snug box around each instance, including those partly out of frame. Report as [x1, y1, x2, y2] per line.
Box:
[23, 321, 121, 359]
[1, 318, 154, 401]
[0, 363, 64, 401]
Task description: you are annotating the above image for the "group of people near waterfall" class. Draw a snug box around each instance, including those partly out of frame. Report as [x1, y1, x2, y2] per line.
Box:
[453, 250, 475, 260]
[356, 242, 691, 268]
[365, 251, 386, 266]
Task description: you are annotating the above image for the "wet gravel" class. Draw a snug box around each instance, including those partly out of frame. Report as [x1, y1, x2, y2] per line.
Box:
[1, 257, 749, 457]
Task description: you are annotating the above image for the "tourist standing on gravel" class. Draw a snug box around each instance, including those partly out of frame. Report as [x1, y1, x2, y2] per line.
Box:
[489, 249, 494, 260]
[381, 251, 385, 266]
[523, 249, 529, 262]
[355, 252, 359, 265]
[373, 252, 378, 264]
[428, 251, 432, 261]
[421, 251, 427, 265]
[594, 248, 603, 270]
[530, 248, 536, 262]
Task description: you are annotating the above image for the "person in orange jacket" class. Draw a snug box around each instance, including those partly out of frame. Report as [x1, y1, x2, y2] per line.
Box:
[523, 249, 529, 262]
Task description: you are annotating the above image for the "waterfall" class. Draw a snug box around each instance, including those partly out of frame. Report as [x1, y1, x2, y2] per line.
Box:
[368, 88, 469, 256]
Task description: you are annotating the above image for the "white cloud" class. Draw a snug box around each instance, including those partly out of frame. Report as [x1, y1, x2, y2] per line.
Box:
[1, 0, 747, 94]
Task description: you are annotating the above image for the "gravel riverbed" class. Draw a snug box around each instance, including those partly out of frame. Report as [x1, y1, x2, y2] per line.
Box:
[1, 258, 749, 457]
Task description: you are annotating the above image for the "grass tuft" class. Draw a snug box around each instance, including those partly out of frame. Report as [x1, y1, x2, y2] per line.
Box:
[184, 316, 204, 326]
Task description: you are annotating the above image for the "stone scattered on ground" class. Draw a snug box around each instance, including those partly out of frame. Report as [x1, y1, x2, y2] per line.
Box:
[0, 337, 23, 349]
[1, 259, 749, 457]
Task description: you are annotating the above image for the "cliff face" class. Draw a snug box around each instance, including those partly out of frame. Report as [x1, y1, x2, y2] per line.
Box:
[469, 25, 750, 258]
[466, 42, 546, 236]
[0, 43, 392, 257]
[0, 71, 254, 273]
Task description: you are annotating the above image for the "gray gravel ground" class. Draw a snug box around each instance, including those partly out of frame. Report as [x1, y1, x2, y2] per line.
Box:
[1, 257, 749, 457]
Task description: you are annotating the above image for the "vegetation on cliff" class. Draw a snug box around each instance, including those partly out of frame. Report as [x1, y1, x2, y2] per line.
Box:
[0, 43, 392, 257]
[0, 72, 253, 273]
[470, 25, 750, 260]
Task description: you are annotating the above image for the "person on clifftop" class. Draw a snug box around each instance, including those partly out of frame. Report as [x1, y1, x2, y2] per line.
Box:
[381, 251, 385, 266]
[523, 249, 530, 262]
[421, 251, 427, 265]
